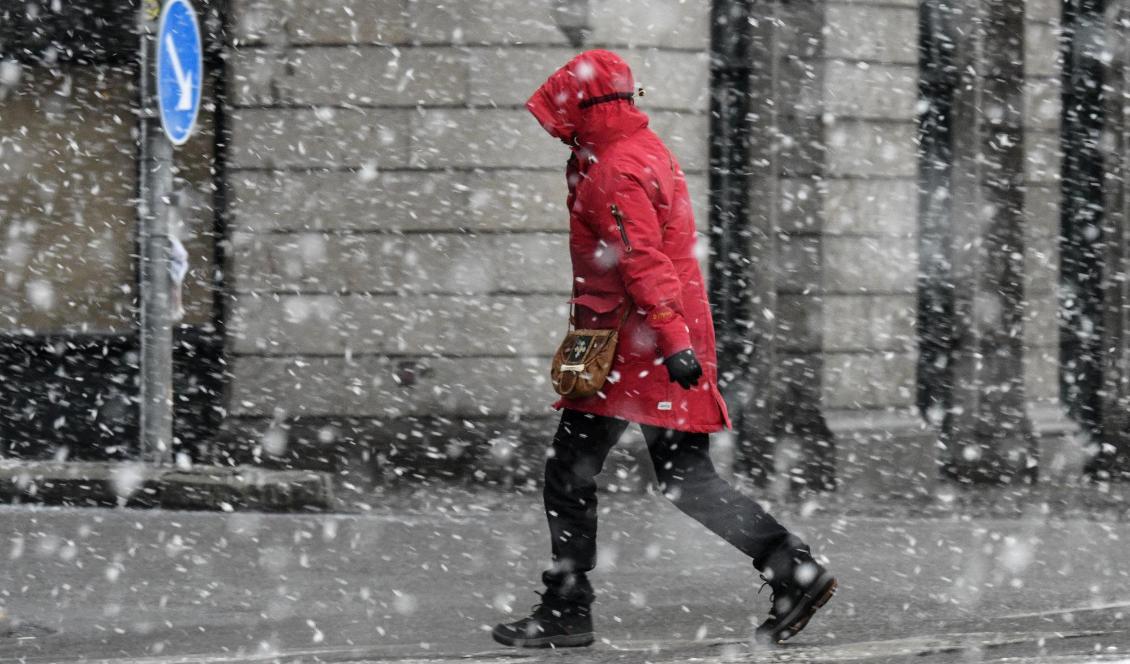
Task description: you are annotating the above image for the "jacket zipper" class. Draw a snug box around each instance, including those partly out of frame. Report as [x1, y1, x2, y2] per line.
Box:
[610, 204, 632, 253]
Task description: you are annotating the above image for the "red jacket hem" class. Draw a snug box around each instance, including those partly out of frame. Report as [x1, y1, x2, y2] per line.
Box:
[551, 398, 731, 434]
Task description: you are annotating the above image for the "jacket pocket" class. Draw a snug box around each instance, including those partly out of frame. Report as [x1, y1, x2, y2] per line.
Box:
[569, 293, 623, 314]
[610, 204, 632, 253]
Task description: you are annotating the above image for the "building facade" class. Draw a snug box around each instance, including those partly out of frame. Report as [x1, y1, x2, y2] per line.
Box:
[2, 0, 1127, 496]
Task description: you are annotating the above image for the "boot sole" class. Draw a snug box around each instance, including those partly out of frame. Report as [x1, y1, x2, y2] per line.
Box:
[757, 573, 837, 645]
[491, 630, 595, 649]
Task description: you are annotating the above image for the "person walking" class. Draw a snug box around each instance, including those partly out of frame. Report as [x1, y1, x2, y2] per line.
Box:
[491, 50, 836, 649]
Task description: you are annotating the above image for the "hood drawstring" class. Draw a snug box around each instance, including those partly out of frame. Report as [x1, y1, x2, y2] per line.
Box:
[577, 87, 646, 111]
[578, 91, 636, 109]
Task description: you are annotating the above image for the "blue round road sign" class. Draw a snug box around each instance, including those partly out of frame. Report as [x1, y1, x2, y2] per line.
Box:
[156, 0, 203, 146]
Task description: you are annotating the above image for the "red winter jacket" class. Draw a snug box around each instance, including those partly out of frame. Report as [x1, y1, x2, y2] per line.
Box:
[527, 50, 731, 433]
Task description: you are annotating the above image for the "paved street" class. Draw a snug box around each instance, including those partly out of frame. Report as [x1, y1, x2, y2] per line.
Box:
[0, 491, 1127, 663]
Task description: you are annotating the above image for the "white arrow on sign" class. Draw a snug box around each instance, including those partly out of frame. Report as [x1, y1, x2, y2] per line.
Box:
[164, 33, 194, 111]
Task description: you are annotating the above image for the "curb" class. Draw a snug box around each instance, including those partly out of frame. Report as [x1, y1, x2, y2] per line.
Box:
[0, 461, 333, 511]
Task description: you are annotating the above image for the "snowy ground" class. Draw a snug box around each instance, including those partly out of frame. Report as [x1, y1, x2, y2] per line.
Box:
[0, 493, 1127, 663]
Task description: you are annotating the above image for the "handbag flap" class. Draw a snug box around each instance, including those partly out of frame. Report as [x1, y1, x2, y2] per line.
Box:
[561, 329, 615, 366]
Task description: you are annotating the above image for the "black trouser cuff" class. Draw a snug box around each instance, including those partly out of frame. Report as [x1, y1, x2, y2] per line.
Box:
[542, 569, 594, 605]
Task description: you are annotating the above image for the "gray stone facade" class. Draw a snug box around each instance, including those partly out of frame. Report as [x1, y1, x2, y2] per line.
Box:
[218, 0, 1086, 494]
[737, 0, 1081, 496]
[221, 0, 711, 485]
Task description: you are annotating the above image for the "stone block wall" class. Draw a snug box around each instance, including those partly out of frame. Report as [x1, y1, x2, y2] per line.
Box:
[820, 0, 935, 497]
[755, 0, 923, 395]
[220, 0, 711, 483]
[214, 0, 1088, 490]
[820, 0, 920, 415]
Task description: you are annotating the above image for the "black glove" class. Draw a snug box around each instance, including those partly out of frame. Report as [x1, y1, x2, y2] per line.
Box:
[665, 349, 703, 389]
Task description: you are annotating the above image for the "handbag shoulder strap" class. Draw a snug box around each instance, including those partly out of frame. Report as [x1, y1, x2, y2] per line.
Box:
[616, 301, 632, 329]
[569, 284, 578, 331]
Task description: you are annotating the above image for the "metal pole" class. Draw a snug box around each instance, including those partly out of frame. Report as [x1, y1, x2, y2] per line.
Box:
[139, 0, 175, 464]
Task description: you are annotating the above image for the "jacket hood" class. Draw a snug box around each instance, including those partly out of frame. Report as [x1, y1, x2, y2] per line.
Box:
[526, 49, 647, 148]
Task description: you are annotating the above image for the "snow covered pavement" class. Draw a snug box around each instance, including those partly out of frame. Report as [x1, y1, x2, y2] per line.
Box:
[0, 493, 1126, 663]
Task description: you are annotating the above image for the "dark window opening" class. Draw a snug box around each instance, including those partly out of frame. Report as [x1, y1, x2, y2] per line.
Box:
[0, 1, 140, 66]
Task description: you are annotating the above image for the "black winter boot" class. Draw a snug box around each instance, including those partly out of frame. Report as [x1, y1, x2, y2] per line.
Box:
[754, 540, 837, 645]
[491, 572, 595, 648]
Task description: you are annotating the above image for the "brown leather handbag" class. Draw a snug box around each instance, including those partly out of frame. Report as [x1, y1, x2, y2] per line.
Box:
[550, 299, 631, 399]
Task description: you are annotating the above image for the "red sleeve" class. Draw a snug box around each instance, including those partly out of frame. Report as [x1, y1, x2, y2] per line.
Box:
[591, 169, 692, 358]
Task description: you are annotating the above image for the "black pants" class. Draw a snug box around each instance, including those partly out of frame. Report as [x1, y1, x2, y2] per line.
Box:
[544, 408, 795, 578]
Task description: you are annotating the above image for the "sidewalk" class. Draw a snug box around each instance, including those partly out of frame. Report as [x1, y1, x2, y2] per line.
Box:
[3, 457, 1128, 524]
[0, 460, 333, 511]
[0, 492, 1127, 663]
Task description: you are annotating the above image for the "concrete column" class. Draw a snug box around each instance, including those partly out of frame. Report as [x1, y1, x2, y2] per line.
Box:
[744, 1, 834, 494]
[918, 0, 1080, 484]
[710, 0, 777, 482]
[1023, 0, 1087, 480]
[945, 0, 1033, 483]
[725, 2, 789, 486]
[748, 0, 933, 498]
[942, 0, 1083, 483]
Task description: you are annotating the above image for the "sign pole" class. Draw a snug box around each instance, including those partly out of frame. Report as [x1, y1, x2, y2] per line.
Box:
[139, 0, 175, 464]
